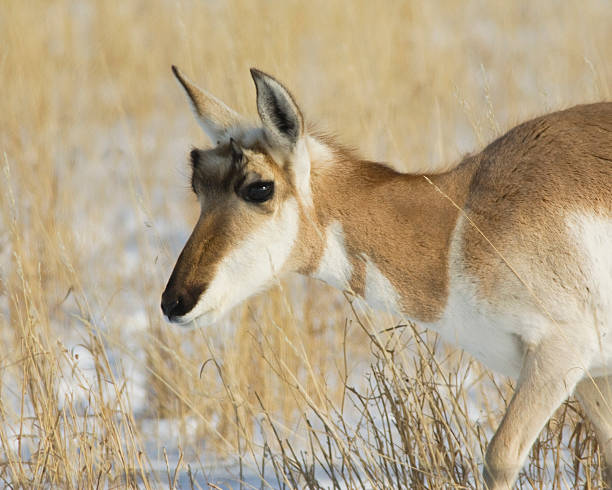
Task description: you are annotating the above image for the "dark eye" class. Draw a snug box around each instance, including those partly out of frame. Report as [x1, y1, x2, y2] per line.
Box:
[242, 181, 274, 203]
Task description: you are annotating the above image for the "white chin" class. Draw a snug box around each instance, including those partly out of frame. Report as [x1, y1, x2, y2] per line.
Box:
[168, 309, 220, 328]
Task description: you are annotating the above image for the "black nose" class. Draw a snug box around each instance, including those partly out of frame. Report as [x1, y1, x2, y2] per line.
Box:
[161, 284, 206, 321]
[161, 296, 180, 318]
[160, 290, 192, 320]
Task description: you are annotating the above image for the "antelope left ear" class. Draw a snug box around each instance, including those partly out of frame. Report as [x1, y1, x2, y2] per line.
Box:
[172, 65, 245, 144]
[250, 68, 304, 150]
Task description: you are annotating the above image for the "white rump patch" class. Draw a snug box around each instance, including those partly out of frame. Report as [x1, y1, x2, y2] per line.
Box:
[363, 255, 402, 314]
[314, 221, 352, 290]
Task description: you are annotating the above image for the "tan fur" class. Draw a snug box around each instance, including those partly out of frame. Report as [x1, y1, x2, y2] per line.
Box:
[305, 153, 478, 321]
[163, 142, 300, 315]
[172, 65, 245, 143]
[461, 104, 612, 308]
[298, 105, 612, 325]
[162, 67, 612, 489]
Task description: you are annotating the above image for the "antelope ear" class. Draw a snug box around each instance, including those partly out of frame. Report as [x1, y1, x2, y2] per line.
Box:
[250, 68, 304, 150]
[172, 65, 244, 144]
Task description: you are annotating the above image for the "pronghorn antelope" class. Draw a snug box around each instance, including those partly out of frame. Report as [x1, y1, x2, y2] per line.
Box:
[161, 65, 612, 489]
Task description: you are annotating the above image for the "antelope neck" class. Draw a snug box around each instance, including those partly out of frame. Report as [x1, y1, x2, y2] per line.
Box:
[310, 155, 479, 323]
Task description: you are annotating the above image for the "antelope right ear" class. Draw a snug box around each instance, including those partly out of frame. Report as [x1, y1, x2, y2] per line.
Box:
[172, 65, 245, 144]
[250, 68, 304, 150]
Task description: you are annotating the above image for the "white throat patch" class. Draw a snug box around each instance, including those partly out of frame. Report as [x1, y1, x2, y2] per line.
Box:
[314, 221, 352, 290]
[363, 255, 402, 314]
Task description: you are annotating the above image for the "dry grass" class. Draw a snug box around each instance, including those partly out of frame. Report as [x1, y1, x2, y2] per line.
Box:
[1, 0, 611, 488]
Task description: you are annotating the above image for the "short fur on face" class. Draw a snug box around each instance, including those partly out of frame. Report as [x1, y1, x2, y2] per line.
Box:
[190, 141, 291, 214]
[162, 67, 324, 325]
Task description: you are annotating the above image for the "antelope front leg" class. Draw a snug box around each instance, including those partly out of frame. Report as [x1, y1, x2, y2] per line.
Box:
[484, 339, 587, 489]
[576, 376, 612, 488]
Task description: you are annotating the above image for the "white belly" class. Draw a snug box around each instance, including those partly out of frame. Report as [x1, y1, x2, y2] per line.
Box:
[426, 281, 527, 379]
[423, 212, 612, 380]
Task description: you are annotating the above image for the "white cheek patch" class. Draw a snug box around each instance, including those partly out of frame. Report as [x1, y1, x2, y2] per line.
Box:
[362, 255, 402, 315]
[178, 198, 300, 326]
[313, 221, 353, 290]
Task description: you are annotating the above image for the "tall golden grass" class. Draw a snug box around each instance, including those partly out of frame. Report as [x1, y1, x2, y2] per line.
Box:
[1, 0, 610, 487]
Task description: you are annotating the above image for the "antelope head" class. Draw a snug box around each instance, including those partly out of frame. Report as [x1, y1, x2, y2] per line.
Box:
[161, 67, 323, 326]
